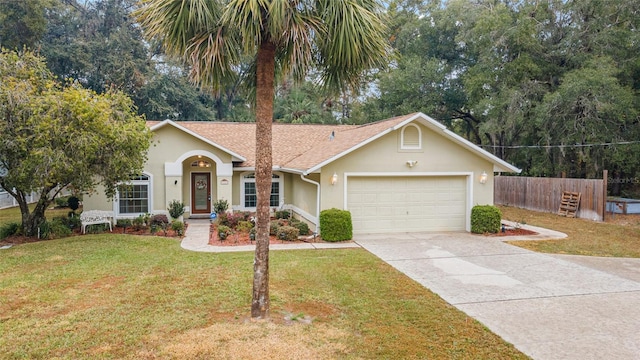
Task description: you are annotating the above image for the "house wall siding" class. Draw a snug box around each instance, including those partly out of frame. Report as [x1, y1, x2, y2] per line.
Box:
[288, 173, 319, 219]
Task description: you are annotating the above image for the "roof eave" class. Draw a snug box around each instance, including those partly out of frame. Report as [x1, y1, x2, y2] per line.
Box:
[149, 120, 247, 162]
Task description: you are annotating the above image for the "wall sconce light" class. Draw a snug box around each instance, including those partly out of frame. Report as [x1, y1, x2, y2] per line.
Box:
[331, 172, 338, 185]
[406, 160, 418, 168]
[479, 171, 488, 184]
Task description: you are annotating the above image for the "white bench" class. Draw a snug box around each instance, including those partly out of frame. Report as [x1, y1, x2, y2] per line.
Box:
[80, 210, 114, 234]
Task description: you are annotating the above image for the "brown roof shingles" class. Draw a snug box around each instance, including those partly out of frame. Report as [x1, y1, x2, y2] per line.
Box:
[149, 113, 418, 172]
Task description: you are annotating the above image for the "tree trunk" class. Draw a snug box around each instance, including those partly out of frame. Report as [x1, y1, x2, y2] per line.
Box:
[19, 188, 53, 237]
[251, 41, 276, 319]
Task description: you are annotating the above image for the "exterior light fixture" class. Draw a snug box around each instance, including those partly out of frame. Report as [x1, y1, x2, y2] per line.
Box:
[331, 172, 338, 185]
[406, 160, 418, 168]
[479, 171, 488, 184]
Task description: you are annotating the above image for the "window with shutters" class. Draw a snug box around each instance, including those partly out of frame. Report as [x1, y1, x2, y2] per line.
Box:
[401, 124, 422, 150]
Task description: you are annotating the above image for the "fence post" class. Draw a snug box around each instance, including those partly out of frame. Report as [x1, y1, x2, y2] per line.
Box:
[602, 170, 608, 221]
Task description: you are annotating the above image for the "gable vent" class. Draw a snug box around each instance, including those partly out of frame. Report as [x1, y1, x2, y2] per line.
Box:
[401, 124, 421, 149]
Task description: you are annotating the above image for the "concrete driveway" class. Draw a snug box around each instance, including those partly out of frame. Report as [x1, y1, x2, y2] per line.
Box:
[354, 231, 640, 360]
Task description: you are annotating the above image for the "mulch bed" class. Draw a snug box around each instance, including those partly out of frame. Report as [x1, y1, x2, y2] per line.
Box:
[486, 226, 538, 237]
[208, 223, 323, 246]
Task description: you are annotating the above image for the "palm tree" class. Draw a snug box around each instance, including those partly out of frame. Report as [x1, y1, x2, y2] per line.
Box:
[136, 0, 389, 319]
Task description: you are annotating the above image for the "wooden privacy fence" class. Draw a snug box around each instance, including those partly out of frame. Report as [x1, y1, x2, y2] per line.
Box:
[494, 176, 606, 221]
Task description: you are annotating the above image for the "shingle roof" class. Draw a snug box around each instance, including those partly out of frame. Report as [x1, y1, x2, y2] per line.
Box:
[147, 112, 521, 173]
[148, 113, 417, 172]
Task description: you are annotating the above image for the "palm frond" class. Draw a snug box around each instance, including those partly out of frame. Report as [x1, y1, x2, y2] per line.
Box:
[316, 0, 390, 93]
[222, 0, 271, 53]
[135, 0, 221, 56]
[270, 0, 324, 83]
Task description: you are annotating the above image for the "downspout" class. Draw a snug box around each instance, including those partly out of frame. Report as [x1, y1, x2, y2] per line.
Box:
[300, 174, 320, 233]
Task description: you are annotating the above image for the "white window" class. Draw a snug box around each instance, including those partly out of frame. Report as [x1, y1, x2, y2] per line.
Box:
[401, 124, 422, 150]
[241, 172, 282, 209]
[117, 174, 152, 215]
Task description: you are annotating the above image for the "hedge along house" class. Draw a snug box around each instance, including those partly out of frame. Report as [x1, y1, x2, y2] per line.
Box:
[83, 112, 520, 234]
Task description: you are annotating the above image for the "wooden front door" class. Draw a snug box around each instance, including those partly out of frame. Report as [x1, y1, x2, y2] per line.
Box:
[191, 173, 211, 214]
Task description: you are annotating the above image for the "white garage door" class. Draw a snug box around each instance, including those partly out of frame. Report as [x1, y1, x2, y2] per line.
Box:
[347, 176, 467, 234]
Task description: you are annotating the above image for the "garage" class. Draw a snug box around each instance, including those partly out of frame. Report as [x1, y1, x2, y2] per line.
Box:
[346, 175, 468, 234]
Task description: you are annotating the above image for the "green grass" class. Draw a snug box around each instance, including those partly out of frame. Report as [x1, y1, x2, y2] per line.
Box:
[500, 205, 640, 257]
[0, 204, 71, 225]
[0, 234, 528, 359]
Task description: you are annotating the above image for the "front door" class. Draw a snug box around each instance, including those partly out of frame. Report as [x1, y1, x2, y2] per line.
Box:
[191, 173, 211, 214]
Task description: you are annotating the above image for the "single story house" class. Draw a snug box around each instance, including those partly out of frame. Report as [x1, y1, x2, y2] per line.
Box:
[83, 112, 520, 234]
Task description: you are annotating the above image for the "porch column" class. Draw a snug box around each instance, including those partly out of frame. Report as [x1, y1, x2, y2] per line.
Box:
[216, 176, 232, 203]
[216, 163, 234, 204]
[165, 162, 183, 213]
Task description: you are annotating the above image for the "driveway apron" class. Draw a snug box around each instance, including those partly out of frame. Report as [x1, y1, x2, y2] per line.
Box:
[354, 232, 640, 360]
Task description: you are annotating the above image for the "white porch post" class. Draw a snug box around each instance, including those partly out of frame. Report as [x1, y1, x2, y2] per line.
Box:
[165, 162, 183, 215]
[216, 163, 234, 204]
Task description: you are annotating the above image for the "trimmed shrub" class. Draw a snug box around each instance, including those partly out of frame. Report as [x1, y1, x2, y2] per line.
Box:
[57, 214, 81, 230]
[84, 223, 110, 234]
[0, 222, 21, 239]
[132, 215, 146, 230]
[269, 221, 280, 236]
[40, 218, 72, 239]
[68, 196, 80, 211]
[217, 211, 242, 229]
[171, 220, 185, 235]
[236, 220, 253, 232]
[116, 218, 132, 227]
[290, 218, 310, 236]
[277, 225, 299, 241]
[319, 208, 352, 242]
[151, 214, 169, 226]
[239, 211, 253, 221]
[167, 200, 185, 219]
[213, 199, 229, 214]
[218, 225, 231, 240]
[275, 210, 290, 219]
[471, 205, 502, 234]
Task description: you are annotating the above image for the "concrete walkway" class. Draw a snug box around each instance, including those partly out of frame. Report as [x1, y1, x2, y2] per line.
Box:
[181, 220, 640, 359]
[180, 219, 360, 252]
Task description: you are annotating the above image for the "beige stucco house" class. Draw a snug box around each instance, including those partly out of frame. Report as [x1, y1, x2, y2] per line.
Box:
[83, 112, 520, 234]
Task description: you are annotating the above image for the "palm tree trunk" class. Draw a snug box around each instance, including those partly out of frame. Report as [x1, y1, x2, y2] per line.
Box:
[251, 40, 276, 319]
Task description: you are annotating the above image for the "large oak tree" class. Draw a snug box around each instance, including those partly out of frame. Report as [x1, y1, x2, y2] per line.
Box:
[0, 49, 152, 236]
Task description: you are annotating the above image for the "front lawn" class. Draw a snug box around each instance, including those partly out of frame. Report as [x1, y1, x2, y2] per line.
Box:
[0, 235, 527, 359]
[500, 205, 640, 258]
[0, 204, 71, 226]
